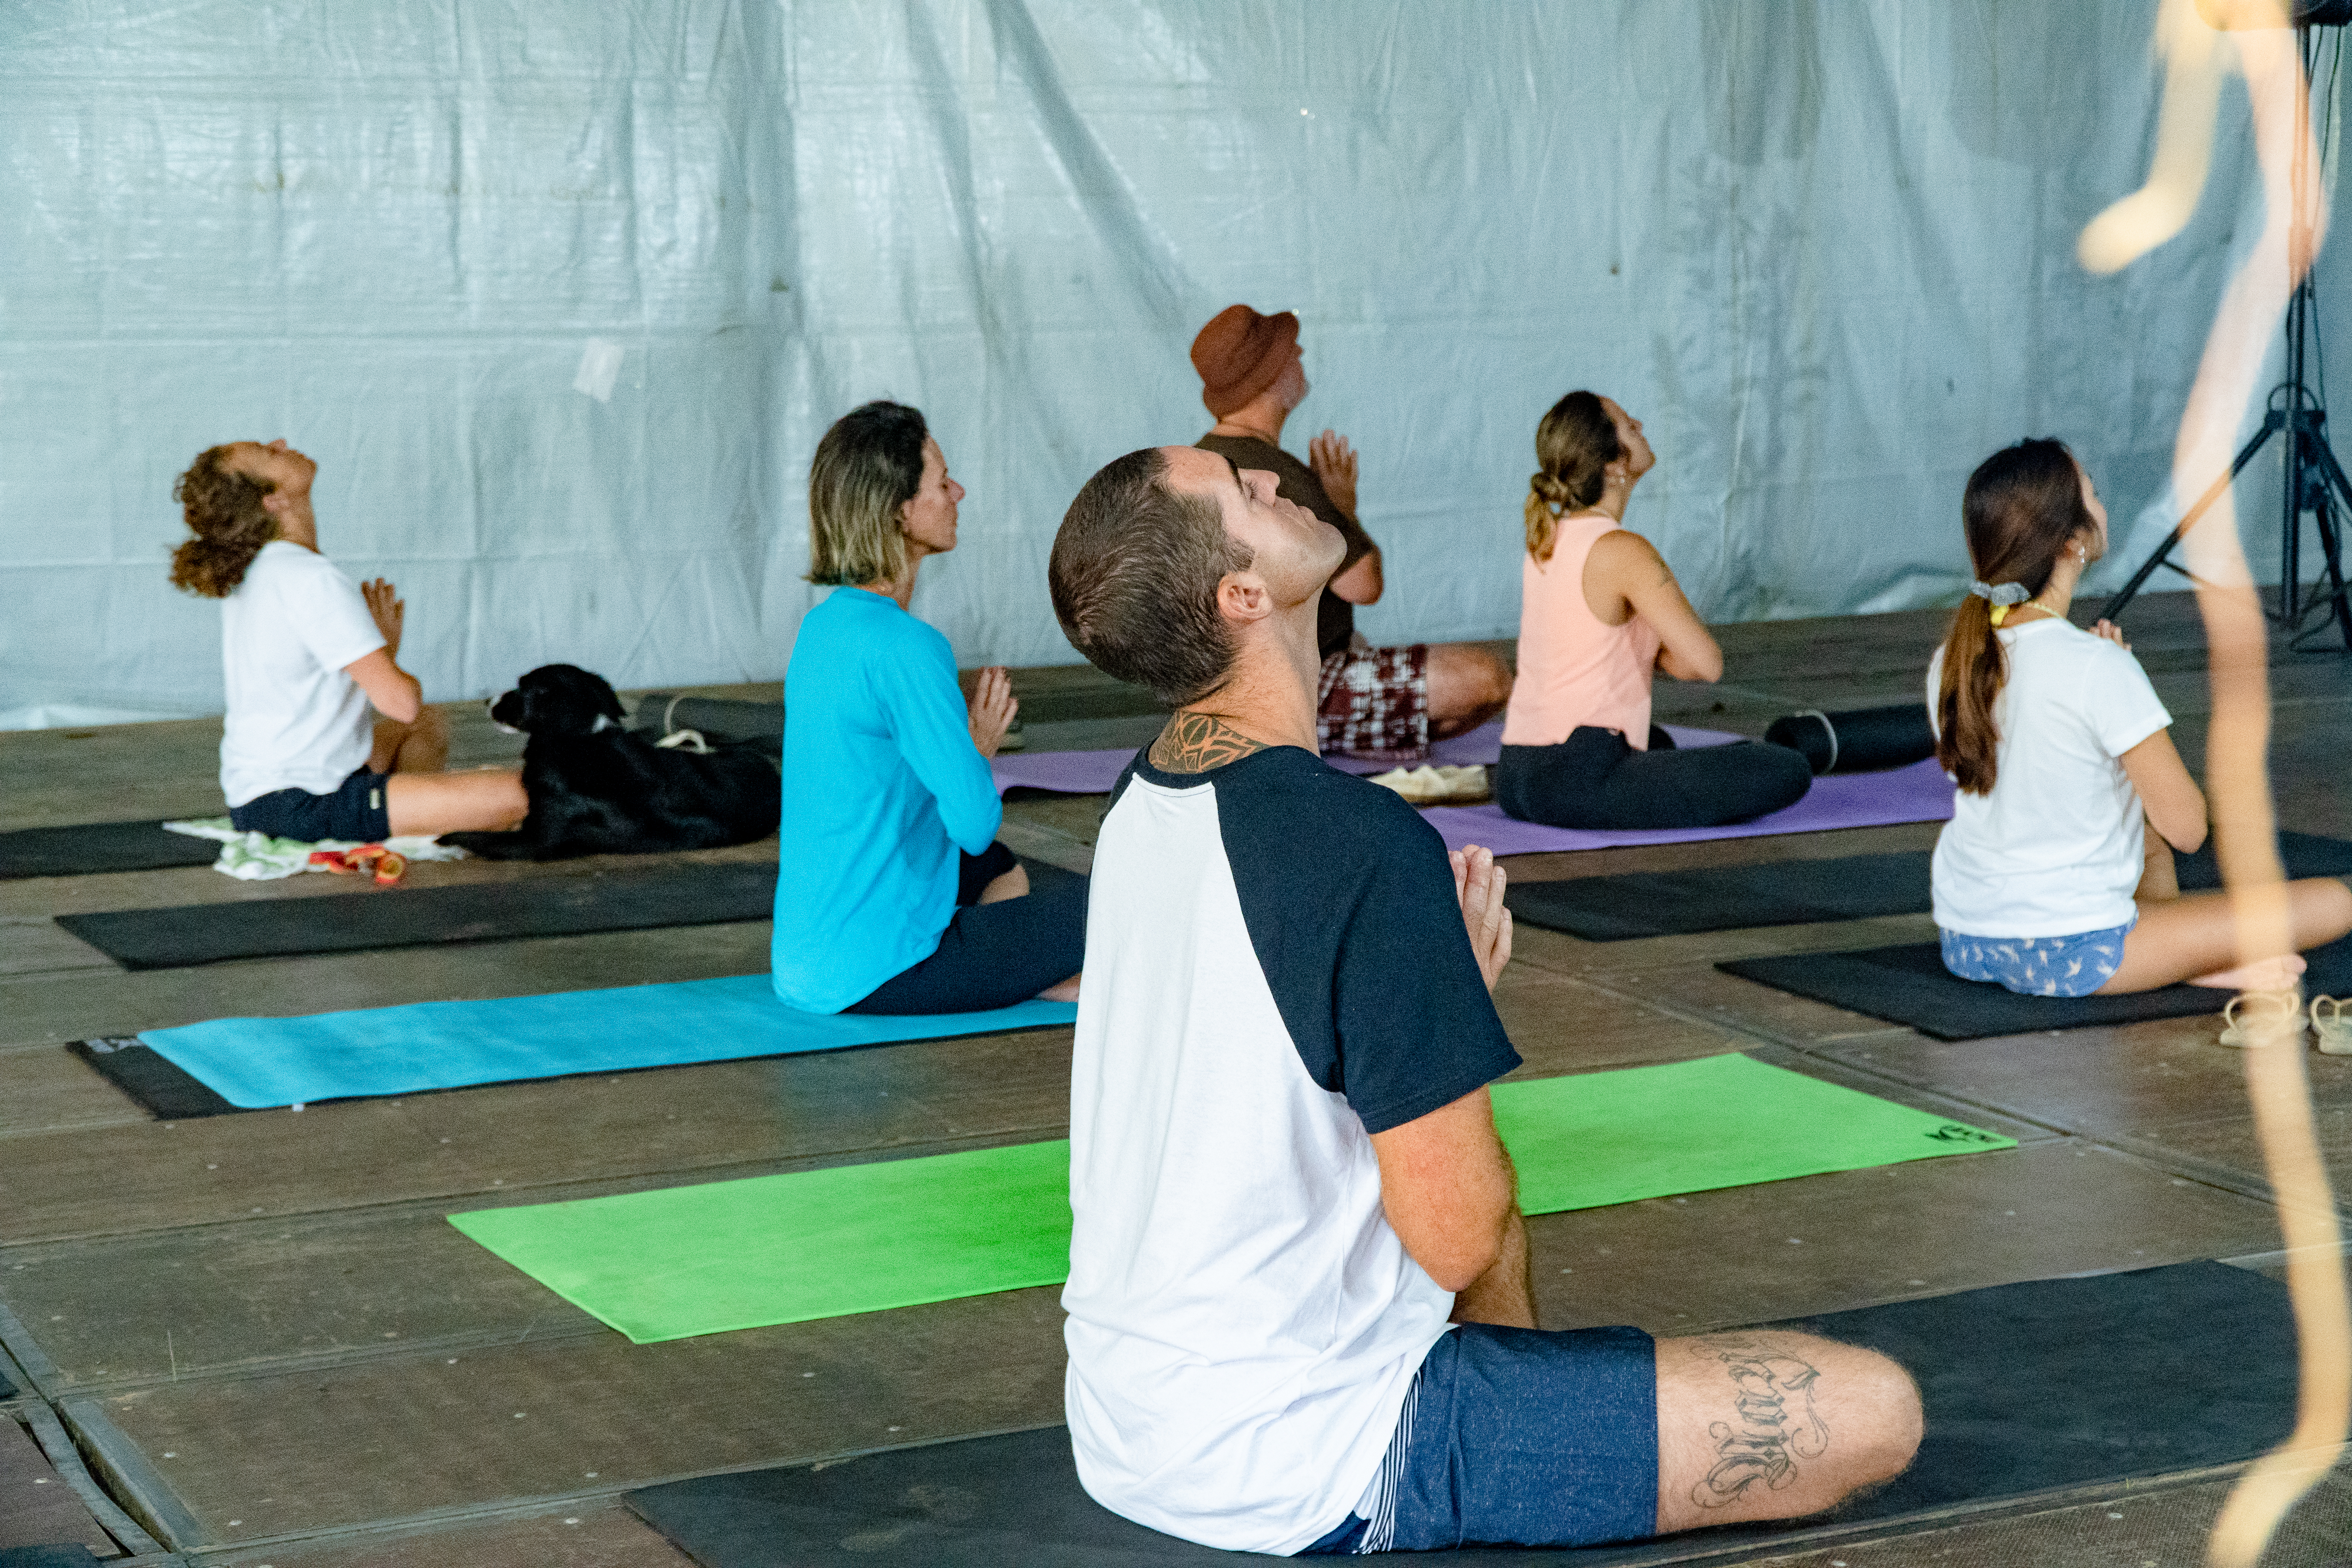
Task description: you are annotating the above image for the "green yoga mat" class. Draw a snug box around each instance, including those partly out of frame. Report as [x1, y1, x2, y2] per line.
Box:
[451, 1054, 2012, 1343]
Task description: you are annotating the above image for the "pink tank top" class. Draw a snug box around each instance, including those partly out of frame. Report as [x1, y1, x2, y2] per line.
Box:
[1502, 511, 1662, 748]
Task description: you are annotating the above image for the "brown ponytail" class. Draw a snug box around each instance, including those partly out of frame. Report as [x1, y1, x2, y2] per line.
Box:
[1935, 438, 2098, 793]
[1524, 390, 1619, 562]
[169, 446, 277, 598]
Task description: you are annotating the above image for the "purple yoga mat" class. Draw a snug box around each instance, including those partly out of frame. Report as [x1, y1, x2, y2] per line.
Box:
[992, 720, 1954, 854]
[987, 721, 1734, 793]
[1420, 755, 1955, 854]
[990, 748, 1135, 795]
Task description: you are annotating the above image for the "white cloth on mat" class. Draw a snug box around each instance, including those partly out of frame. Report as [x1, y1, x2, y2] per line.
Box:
[219, 540, 386, 808]
[1926, 618, 2173, 939]
[163, 817, 466, 881]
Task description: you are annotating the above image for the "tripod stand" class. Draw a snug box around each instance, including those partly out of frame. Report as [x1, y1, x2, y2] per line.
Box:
[2103, 21, 2352, 652]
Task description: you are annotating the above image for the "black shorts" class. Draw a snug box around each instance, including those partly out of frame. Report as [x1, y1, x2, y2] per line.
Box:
[846, 849, 1089, 1016]
[229, 766, 394, 843]
[956, 840, 1021, 906]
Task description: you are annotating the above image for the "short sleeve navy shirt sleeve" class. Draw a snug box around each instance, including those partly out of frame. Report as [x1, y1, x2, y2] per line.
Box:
[1130, 746, 1522, 1134]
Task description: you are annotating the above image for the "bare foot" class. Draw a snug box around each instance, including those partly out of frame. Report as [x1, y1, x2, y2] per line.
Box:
[1039, 975, 1081, 1002]
[2188, 953, 2307, 990]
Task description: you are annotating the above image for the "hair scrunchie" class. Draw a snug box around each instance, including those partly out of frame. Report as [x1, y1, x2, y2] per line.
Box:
[1971, 579, 2030, 626]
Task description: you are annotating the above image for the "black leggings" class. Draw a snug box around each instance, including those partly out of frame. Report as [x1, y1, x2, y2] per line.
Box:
[1495, 725, 1813, 831]
[846, 846, 1089, 1015]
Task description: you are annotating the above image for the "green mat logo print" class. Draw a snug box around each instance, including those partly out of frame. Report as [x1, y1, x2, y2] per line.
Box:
[1926, 1124, 2002, 1145]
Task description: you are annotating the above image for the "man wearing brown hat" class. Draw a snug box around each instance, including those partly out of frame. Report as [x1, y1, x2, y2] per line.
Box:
[1192, 304, 1511, 762]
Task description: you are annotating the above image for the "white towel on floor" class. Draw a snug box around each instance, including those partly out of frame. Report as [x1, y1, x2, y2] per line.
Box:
[161, 817, 469, 881]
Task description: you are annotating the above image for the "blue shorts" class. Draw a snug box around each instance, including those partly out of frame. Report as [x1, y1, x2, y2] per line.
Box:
[1302, 1323, 1659, 1554]
[229, 766, 393, 843]
[1938, 917, 2136, 998]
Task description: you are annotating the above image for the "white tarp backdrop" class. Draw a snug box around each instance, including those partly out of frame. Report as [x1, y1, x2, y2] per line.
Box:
[0, 1, 2339, 726]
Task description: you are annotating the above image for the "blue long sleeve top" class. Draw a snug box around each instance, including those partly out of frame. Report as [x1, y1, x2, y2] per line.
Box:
[771, 586, 1003, 1012]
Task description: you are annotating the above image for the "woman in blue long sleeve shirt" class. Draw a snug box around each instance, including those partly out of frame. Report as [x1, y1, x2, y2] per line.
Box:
[772, 402, 1087, 1013]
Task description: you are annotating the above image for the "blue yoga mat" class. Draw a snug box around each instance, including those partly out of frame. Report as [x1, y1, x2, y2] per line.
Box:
[138, 977, 1079, 1109]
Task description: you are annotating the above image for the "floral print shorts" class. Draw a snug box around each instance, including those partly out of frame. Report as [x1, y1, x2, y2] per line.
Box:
[1939, 917, 2136, 998]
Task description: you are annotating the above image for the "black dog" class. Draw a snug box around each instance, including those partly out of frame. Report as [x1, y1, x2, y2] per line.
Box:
[442, 664, 780, 860]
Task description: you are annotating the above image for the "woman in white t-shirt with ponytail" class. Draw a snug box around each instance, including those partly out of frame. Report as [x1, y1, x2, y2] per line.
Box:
[170, 440, 526, 842]
[1928, 437, 2352, 1000]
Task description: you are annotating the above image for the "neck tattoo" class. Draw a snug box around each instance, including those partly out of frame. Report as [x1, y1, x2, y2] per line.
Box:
[1150, 712, 1267, 774]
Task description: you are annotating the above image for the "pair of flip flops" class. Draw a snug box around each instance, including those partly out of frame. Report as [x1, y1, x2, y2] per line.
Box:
[307, 843, 407, 885]
[2219, 992, 2352, 1053]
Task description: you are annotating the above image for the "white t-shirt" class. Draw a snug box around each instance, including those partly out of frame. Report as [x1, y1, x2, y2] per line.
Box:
[1063, 746, 1522, 1555]
[1927, 618, 2173, 938]
[218, 541, 387, 806]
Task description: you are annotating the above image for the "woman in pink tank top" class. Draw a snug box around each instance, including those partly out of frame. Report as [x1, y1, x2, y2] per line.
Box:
[1496, 392, 1811, 829]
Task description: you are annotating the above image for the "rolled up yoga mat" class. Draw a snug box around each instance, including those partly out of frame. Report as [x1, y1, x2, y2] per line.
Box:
[449, 1054, 2012, 1343]
[631, 694, 785, 754]
[1764, 702, 1938, 775]
[621, 1260, 2295, 1568]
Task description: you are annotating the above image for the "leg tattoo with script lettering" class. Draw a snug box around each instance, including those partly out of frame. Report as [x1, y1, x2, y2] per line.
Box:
[1690, 1336, 1830, 1508]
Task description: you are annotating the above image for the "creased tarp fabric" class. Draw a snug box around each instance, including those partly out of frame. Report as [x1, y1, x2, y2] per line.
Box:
[0, 2, 2325, 727]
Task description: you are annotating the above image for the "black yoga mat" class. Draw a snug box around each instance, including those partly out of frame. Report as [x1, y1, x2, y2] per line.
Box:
[0, 1550, 105, 1567]
[624, 1261, 2291, 1567]
[1722, 928, 2352, 1041]
[55, 860, 781, 971]
[1510, 831, 2352, 942]
[0, 821, 221, 880]
[68, 1038, 236, 1120]
[58, 852, 1081, 972]
[1510, 853, 1931, 941]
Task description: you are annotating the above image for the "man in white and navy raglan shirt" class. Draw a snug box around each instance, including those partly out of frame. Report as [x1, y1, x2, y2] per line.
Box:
[1046, 446, 1921, 1556]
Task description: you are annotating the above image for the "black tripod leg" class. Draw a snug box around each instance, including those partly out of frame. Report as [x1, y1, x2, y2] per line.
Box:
[2101, 525, 2188, 622]
[2310, 441, 2352, 650]
[2284, 432, 2306, 627]
[2102, 421, 2276, 622]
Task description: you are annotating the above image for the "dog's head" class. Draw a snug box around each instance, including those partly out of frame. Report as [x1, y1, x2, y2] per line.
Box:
[487, 664, 627, 736]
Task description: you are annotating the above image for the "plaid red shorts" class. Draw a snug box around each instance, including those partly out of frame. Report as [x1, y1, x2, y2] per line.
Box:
[1318, 643, 1430, 763]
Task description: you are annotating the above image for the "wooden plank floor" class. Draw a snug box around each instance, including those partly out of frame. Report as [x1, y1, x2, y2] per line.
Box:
[1, 592, 2348, 1564]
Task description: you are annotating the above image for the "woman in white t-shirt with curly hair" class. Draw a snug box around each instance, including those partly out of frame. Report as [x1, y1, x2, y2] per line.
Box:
[1928, 436, 2352, 1001]
[169, 439, 526, 842]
